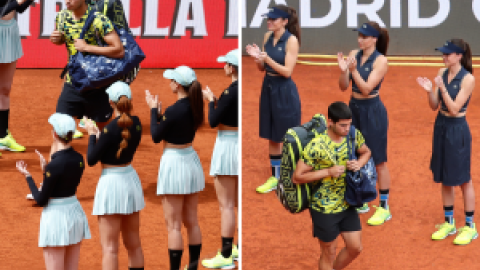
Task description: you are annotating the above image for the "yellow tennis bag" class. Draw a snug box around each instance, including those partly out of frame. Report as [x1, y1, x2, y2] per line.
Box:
[275, 114, 327, 214]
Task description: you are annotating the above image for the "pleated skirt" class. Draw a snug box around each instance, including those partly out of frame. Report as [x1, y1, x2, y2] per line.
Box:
[92, 165, 145, 215]
[0, 18, 23, 63]
[157, 147, 205, 195]
[210, 131, 238, 176]
[430, 113, 471, 186]
[39, 196, 91, 247]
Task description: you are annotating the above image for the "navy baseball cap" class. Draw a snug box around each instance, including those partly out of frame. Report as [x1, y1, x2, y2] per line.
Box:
[353, 23, 380, 38]
[262, 7, 290, 19]
[435, 41, 465, 54]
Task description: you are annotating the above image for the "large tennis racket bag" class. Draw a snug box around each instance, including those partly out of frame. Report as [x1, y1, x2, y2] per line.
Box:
[275, 114, 327, 214]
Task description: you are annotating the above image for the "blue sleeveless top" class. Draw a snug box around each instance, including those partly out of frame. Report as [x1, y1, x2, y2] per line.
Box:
[264, 30, 292, 75]
[439, 67, 471, 113]
[351, 50, 384, 95]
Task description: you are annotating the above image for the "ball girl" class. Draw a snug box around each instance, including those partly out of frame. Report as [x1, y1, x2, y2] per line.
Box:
[245, 4, 301, 194]
[84, 81, 145, 270]
[201, 49, 239, 269]
[145, 66, 205, 270]
[337, 21, 392, 226]
[0, 0, 35, 154]
[16, 113, 90, 270]
[417, 39, 477, 245]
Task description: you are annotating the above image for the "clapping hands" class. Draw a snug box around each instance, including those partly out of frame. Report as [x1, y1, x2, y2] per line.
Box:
[337, 52, 356, 73]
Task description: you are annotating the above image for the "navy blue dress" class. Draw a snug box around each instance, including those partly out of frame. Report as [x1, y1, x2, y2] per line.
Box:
[349, 49, 388, 165]
[259, 30, 301, 143]
[430, 67, 472, 186]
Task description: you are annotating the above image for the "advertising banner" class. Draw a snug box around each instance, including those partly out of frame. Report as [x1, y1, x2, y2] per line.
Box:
[15, 0, 238, 68]
[242, 0, 480, 55]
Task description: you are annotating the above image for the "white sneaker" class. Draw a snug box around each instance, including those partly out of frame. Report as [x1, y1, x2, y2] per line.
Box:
[26, 183, 42, 200]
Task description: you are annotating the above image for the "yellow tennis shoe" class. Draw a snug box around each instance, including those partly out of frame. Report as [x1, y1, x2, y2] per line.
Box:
[432, 221, 456, 240]
[232, 244, 239, 261]
[256, 176, 278, 193]
[453, 224, 478, 245]
[0, 131, 26, 152]
[201, 252, 235, 269]
[367, 206, 392, 226]
[356, 203, 370, 214]
[73, 129, 83, 139]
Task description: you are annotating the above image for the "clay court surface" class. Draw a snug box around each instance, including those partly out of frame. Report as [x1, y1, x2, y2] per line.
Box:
[0, 69, 237, 269]
[242, 56, 480, 269]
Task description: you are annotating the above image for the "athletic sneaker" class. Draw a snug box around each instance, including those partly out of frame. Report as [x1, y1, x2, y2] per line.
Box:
[232, 244, 239, 261]
[73, 129, 83, 139]
[453, 224, 478, 245]
[0, 131, 26, 152]
[201, 252, 235, 269]
[256, 176, 278, 193]
[26, 183, 43, 200]
[431, 221, 456, 240]
[367, 206, 392, 226]
[356, 203, 370, 214]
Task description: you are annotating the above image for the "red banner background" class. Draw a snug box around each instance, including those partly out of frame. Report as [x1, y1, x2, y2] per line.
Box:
[16, 0, 238, 68]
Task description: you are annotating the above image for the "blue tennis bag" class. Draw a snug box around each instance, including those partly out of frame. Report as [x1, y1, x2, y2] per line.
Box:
[66, 10, 145, 92]
[344, 125, 378, 207]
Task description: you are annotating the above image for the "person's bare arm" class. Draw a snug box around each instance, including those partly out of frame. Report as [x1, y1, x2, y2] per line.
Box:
[338, 50, 358, 91]
[349, 54, 388, 96]
[74, 31, 124, 59]
[260, 35, 299, 78]
[436, 73, 475, 115]
[417, 68, 446, 111]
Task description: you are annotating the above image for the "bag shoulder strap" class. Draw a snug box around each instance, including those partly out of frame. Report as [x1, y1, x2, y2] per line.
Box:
[347, 125, 356, 159]
[103, 0, 114, 15]
[79, 9, 97, 39]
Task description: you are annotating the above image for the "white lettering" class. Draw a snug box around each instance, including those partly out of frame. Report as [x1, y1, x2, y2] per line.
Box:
[250, 0, 287, 28]
[173, 0, 208, 37]
[473, 0, 480, 22]
[143, 0, 169, 36]
[390, 0, 402, 28]
[346, 0, 386, 28]
[16, 3, 33, 37]
[120, 0, 140, 36]
[226, 0, 238, 36]
[39, 0, 62, 37]
[241, 0, 247, 28]
[300, 0, 342, 28]
[408, 0, 450, 28]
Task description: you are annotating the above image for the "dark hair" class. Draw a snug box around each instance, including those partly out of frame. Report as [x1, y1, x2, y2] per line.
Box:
[450, 39, 473, 74]
[116, 96, 133, 159]
[228, 64, 238, 74]
[367, 21, 389, 55]
[57, 131, 73, 144]
[328, 102, 352, 123]
[275, 4, 301, 45]
[186, 81, 205, 131]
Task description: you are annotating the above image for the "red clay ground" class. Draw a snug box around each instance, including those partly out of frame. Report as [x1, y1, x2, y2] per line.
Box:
[242, 56, 480, 270]
[0, 69, 237, 269]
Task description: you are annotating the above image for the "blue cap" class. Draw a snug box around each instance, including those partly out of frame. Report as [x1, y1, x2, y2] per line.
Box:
[353, 23, 380, 38]
[435, 41, 465, 54]
[262, 7, 290, 19]
[48, 113, 76, 138]
[106, 81, 132, 102]
[163, 66, 197, 87]
[217, 49, 239, 67]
